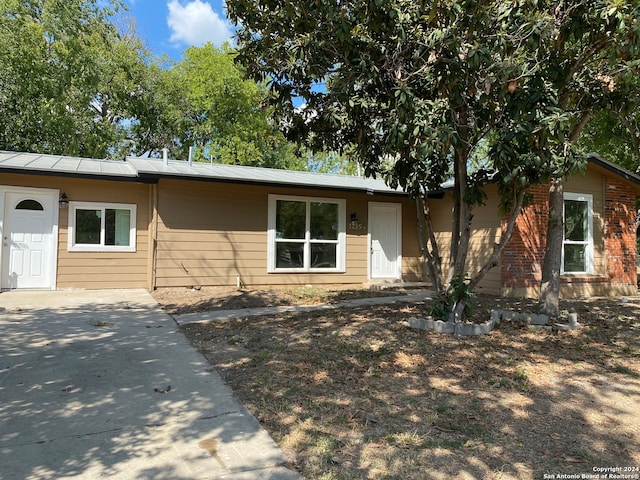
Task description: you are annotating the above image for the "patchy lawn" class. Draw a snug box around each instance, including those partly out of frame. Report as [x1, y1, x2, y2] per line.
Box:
[153, 285, 406, 315]
[156, 288, 640, 479]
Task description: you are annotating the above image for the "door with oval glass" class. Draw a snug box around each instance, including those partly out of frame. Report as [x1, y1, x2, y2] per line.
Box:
[1, 190, 58, 289]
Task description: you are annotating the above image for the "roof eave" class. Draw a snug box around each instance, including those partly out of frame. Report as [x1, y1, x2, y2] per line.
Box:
[135, 170, 408, 196]
[0, 166, 152, 183]
[586, 153, 640, 189]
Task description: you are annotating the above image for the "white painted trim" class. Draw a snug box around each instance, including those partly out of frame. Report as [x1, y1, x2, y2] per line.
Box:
[368, 202, 403, 280]
[267, 194, 346, 273]
[68, 201, 137, 252]
[562, 192, 594, 275]
[0, 185, 59, 290]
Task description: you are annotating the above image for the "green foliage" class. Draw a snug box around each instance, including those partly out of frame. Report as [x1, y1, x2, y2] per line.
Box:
[0, 0, 151, 158]
[0, 4, 308, 169]
[430, 276, 473, 322]
[229, 0, 640, 320]
[579, 109, 640, 173]
[149, 43, 307, 169]
[232, 0, 602, 190]
[306, 149, 360, 175]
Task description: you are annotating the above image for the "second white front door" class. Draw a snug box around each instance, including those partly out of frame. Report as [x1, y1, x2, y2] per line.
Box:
[369, 202, 401, 279]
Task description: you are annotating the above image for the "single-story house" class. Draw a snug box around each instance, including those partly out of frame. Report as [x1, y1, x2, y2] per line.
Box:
[0, 151, 638, 298]
[0, 151, 423, 291]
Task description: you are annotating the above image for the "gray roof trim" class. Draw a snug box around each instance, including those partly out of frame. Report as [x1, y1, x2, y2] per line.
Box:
[586, 152, 640, 187]
[3, 151, 639, 195]
[126, 157, 406, 195]
[0, 151, 405, 195]
[0, 151, 138, 178]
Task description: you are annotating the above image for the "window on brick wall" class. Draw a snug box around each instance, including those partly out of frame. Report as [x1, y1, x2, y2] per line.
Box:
[562, 193, 593, 274]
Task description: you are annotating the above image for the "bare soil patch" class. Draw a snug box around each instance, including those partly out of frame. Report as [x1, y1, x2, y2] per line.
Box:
[152, 285, 405, 315]
[156, 288, 640, 479]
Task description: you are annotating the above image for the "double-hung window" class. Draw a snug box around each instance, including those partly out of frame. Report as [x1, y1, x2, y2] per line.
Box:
[68, 202, 137, 252]
[268, 195, 346, 272]
[562, 193, 593, 274]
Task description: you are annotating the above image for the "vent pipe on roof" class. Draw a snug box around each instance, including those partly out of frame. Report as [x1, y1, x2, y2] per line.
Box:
[188, 146, 193, 166]
[162, 148, 168, 165]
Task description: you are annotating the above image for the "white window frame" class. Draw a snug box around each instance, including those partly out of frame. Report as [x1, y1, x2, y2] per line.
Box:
[267, 194, 346, 273]
[562, 192, 593, 275]
[68, 202, 137, 252]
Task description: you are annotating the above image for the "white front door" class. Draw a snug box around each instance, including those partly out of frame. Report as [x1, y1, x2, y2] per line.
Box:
[369, 202, 402, 279]
[1, 190, 58, 289]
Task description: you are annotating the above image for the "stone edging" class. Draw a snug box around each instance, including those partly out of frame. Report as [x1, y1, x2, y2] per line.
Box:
[405, 310, 580, 335]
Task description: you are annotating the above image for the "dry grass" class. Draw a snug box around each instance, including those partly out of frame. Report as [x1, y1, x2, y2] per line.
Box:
[153, 285, 405, 315]
[169, 290, 640, 480]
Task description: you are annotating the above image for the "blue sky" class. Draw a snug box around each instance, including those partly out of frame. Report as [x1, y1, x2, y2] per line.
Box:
[125, 0, 235, 59]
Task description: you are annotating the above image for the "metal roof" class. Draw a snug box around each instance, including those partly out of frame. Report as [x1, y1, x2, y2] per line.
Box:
[126, 156, 404, 194]
[0, 151, 138, 177]
[0, 151, 403, 194]
[3, 150, 637, 195]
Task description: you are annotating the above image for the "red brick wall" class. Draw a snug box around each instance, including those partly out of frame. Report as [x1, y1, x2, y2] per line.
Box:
[501, 177, 638, 294]
[604, 178, 637, 287]
[501, 184, 548, 289]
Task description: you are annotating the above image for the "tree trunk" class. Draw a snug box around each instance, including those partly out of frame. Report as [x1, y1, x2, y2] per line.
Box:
[446, 146, 473, 323]
[537, 113, 592, 317]
[468, 188, 526, 291]
[416, 196, 444, 293]
[449, 298, 467, 324]
[538, 178, 564, 318]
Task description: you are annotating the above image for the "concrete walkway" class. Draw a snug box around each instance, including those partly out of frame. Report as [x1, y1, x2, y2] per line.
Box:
[174, 289, 433, 325]
[0, 289, 299, 480]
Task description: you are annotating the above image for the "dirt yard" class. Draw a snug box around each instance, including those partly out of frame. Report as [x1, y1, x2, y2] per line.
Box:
[154, 286, 640, 480]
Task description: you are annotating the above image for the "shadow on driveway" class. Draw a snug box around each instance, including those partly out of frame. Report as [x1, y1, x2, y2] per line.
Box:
[0, 289, 298, 480]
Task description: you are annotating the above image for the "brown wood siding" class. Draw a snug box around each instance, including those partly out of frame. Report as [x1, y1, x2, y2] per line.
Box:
[430, 166, 626, 298]
[1, 173, 150, 289]
[154, 179, 419, 288]
[429, 184, 504, 294]
[401, 199, 426, 282]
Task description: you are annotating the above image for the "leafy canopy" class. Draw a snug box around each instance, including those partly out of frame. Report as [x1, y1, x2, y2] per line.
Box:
[0, 2, 308, 170]
[0, 0, 142, 158]
[229, 0, 640, 320]
[153, 43, 307, 169]
[229, 0, 578, 193]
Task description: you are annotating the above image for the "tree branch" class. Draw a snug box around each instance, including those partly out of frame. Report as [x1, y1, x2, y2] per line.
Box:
[618, 114, 640, 159]
[568, 111, 593, 142]
[418, 195, 444, 292]
[468, 188, 526, 291]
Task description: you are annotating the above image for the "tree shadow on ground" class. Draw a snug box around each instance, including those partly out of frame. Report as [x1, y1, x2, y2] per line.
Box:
[155, 286, 405, 315]
[182, 294, 640, 479]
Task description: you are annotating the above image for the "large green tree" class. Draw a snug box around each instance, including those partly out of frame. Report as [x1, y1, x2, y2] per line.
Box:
[0, 0, 153, 158]
[533, 2, 640, 317]
[0, 3, 307, 169]
[149, 43, 306, 169]
[228, 0, 640, 321]
[579, 109, 640, 174]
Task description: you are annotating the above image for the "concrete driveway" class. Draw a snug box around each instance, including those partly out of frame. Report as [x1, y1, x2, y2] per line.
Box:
[0, 289, 299, 480]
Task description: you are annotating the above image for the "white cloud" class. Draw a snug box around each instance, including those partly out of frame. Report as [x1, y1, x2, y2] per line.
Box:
[167, 0, 233, 47]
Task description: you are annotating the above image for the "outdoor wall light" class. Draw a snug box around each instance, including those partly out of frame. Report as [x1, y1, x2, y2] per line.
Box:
[350, 212, 359, 222]
[59, 192, 69, 209]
